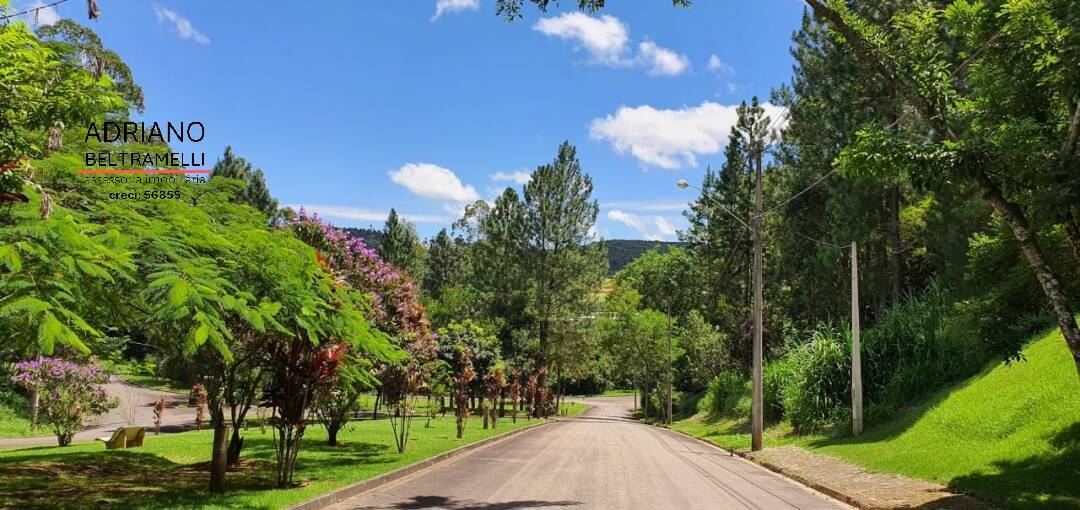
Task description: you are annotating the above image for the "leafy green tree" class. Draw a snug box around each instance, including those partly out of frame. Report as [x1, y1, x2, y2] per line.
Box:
[468, 188, 530, 357]
[814, 0, 1080, 375]
[0, 18, 124, 207]
[36, 20, 144, 112]
[378, 208, 426, 280]
[210, 146, 279, 218]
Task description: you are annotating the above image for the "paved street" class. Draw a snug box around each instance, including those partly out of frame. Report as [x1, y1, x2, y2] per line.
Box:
[0, 378, 195, 449]
[331, 396, 849, 510]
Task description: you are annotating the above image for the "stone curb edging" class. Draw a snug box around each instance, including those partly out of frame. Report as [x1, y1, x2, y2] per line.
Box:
[285, 419, 556, 510]
[659, 427, 863, 509]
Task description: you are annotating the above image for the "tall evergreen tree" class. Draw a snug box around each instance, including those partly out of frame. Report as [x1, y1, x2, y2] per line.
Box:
[424, 228, 466, 297]
[378, 209, 426, 280]
[211, 146, 279, 218]
[522, 141, 607, 371]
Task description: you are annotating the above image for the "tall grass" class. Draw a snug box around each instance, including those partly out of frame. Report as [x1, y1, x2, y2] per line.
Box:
[766, 285, 991, 431]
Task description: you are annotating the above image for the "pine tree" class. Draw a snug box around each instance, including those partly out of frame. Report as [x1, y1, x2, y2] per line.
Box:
[424, 228, 465, 297]
[211, 146, 279, 218]
[523, 141, 607, 370]
[378, 209, 426, 280]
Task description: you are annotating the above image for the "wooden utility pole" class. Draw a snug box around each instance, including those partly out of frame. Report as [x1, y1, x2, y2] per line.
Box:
[851, 241, 864, 435]
[751, 141, 764, 451]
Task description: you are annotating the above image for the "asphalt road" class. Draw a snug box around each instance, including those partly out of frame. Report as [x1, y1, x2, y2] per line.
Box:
[330, 396, 849, 510]
[0, 378, 195, 448]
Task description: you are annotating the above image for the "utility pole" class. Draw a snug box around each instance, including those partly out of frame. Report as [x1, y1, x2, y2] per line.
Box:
[666, 299, 673, 425]
[851, 241, 863, 435]
[751, 137, 764, 451]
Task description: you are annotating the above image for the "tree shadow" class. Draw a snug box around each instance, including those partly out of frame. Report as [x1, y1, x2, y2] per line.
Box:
[942, 423, 1080, 509]
[0, 449, 276, 509]
[367, 495, 582, 509]
[241, 435, 388, 468]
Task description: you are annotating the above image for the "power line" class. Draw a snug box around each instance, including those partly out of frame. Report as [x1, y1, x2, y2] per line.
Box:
[756, 167, 838, 218]
[0, 0, 68, 21]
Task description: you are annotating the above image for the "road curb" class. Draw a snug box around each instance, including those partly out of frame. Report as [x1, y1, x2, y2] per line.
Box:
[285, 419, 557, 510]
[660, 427, 862, 509]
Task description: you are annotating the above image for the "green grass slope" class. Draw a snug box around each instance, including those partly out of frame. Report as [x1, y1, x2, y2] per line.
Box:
[673, 326, 1080, 509]
[809, 327, 1079, 508]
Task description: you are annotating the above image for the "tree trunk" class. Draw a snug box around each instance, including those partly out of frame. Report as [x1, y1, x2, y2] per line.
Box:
[28, 352, 41, 431]
[977, 171, 1080, 377]
[371, 391, 380, 420]
[226, 426, 244, 466]
[327, 425, 340, 446]
[887, 185, 903, 304]
[210, 423, 229, 492]
[27, 387, 39, 431]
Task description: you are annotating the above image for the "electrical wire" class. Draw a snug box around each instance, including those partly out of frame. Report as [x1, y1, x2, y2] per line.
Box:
[0, 0, 68, 21]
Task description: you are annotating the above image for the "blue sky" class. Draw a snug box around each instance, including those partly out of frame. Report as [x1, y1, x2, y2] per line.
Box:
[20, 0, 805, 240]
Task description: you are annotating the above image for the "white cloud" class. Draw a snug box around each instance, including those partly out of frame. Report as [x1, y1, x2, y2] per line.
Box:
[654, 216, 678, 238]
[607, 209, 646, 232]
[534, 13, 691, 77]
[153, 4, 210, 45]
[589, 101, 788, 169]
[534, 12, 630, 66]
[606, 210, 681, 241]
[287, 205, 447, 224]
[491, 171, 532, 185]
[707, 55, 735, 75]
[390, 163, 481, 203]
[432, 0, 479, 21]
[638, 41, 689, 76]
[25, 1, 60, 26]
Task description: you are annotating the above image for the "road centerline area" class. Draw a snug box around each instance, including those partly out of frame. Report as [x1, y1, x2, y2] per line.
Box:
[328, 397, 850, 510]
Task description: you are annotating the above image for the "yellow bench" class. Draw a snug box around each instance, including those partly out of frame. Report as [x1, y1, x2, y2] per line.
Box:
[95, 426, 146, 449]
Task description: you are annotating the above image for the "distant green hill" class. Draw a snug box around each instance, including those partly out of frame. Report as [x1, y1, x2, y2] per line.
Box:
[339, 231, 683, 275]
[342, 227, 383, 249]
[600, 239, 687, 274]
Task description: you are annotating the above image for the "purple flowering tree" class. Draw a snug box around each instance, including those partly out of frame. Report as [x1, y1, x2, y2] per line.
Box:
[10, 357, 118, 446]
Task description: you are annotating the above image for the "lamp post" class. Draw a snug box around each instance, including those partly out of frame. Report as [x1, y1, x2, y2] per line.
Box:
[677, 178, 763, 451]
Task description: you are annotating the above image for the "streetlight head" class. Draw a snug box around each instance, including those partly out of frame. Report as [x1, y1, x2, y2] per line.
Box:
[676, 179, 689, 190]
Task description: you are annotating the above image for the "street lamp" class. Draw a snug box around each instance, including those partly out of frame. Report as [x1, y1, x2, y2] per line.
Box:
[678, 178, 764, 451]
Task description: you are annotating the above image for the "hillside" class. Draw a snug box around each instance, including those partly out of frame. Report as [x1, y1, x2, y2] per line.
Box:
[674, 326, 1080, 509]
[342, 227, 384, 249]
[600, 239, 687, 274]
[337, 232, 682, 275]
[809, 327, 1080, 508]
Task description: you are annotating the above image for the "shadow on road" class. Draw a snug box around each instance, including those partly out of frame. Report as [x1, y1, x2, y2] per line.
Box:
[373, 495, 581, 509]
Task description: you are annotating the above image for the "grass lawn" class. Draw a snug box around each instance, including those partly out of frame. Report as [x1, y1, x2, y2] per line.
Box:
[670, 327, 1080, 509]
[0, 410, 560, 509]
[0, 391, 34, 438]
[0, 403, 32, 438]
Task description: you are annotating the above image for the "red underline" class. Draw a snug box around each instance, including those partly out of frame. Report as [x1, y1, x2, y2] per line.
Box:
[76, 169, 212, 174]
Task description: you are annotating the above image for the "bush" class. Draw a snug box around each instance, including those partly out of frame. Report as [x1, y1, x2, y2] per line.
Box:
[10, 357, 118, 446]
[782, 325, 851, 433]
[646, 387, 682, 420]
[863, 284, 985, 412]
[764, 355, 795, 421]
[702, 371, 746, 416]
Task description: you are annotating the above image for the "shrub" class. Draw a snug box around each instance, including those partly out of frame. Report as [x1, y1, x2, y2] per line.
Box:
[862, 284, 985, 411]
[10, 357, 117, 446]
[702, 371, 746, 416]
[763, 355, 795, 421]
[782, 325, 850, 433]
